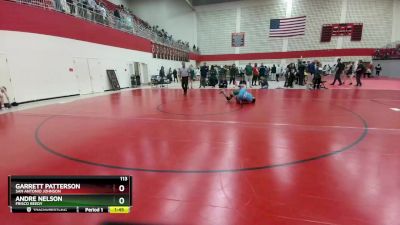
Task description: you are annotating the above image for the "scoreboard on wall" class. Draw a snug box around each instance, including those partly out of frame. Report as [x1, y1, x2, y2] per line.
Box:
[8, 176, 132, 213]
[321, 23, 363, 42]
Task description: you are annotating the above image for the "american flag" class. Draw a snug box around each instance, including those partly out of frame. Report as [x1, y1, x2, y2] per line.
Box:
[269, 16, 306, 37]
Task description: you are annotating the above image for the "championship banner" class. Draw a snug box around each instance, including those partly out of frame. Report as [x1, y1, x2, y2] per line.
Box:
[232, 32, 245, 47]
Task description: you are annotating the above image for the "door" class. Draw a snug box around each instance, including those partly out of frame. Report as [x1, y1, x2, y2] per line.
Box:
[87, 58, 105, 93]
[0, 54, 15, 102]
[73, 58, 92, 95]
[140, 63, 149, 84]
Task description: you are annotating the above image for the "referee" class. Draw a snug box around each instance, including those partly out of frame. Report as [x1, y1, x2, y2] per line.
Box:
[179, 62, 190, 95]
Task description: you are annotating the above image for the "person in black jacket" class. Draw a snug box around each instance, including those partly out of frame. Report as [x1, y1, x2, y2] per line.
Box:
[173, 69, 178, 83]
[259, 63, 266, 78]
[331, 58, 345, 86]
[200, 63, 209, 88]
[297, 60, 306, 86]
[375, 64, 382, 76]
[271, 64, 276, 81]
[313, 61, 322, 89]
[355, 60, 366, 87]
[229, 64, 238, 86]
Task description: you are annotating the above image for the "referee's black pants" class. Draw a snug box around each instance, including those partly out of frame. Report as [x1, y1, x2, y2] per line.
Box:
[181, 76, 189, 95]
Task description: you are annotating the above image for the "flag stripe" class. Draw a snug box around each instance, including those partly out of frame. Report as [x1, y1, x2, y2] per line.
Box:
[270, 32, 305, 37]
[269, 16, 306, 38]
[280, 21, 306, 26]
[280, 18, 306, 23]
[270, 30, 305, 35]
[279, 24, 306, 28]
[280, 16, 306, 21]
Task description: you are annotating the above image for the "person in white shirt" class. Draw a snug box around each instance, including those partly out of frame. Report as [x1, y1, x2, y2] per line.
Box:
[178, 62, 190, 96]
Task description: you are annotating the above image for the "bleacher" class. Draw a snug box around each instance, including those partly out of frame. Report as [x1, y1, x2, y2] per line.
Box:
[373, 42, 400, 60]
[5, 0, 197, 57]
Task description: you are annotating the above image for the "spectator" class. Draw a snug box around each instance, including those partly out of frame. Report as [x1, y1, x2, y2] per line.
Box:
[158, 66, 165, 87]
[209, 65, 218, 87]
[271, 64, 276, 81]
[245, 63, 253, 87]
[355, 60, 366, 87]
[331, 58, 345, 86]
[66, 0, 75, 14]
[297, 60, 306, 86]
[229, 64, 238, 86]
[173, 69, 178, 83]
[0, 86, 10, 110]
[252, 63, 259, 86]
[375, 64, 382, 76]
[200, 63, 209, 88]
[313, 61, 323, 89]
[259, 63, 266, 79]
[189, 65, 195, 89]
[277, 64, 283, 82]
[344, 62, 354, 85]
[167, 68, 172, 82]
[98, 3, 107, 24]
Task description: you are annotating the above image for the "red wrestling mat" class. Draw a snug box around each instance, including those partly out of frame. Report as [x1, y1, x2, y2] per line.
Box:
[1, 89, 399, 225]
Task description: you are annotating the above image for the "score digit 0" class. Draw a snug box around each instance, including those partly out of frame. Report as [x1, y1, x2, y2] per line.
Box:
[119, 197, 125, 205]
[118, 185, 125, 192]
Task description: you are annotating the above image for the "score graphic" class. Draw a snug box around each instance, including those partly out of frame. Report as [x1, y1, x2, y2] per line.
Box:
[8, 176, 132, 213]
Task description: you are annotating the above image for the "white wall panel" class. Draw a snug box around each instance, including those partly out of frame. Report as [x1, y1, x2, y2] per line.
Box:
[342, 0, 393, 48]
[197, 9, 236, 54]
[240, 0, 286, 53]
[288, 0, 342, 51]
[0, 31, 194, 102]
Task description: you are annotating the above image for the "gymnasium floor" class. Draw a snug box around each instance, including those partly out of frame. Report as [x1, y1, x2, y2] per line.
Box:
[1, 79, 400, 225]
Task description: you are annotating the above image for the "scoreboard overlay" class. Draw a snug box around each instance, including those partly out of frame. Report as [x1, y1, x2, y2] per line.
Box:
[8, 176, 132, 213]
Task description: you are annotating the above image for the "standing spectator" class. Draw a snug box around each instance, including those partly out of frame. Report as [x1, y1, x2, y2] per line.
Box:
[297, 60, 306, 86]
[98, 4, 107, 24]
[344, 62, 354, 85]
[252, 63, 259, 86]
[114, 7, 121, 28]
[307, 61, 316, 77]
[239, 67, 245, 85]
[200, 63, 209, 88]
[173, 69, 178, 83]
[365, 63, 373, 78]
[66, 0, 75, 14]
[355, 60, 366, 87]
[331, 58, 345, 86]
[159, 66, 165, 87]
[195, 67, 200, 81]
[209, 65, 218, 87]
[313, 61, 323, 89]
[178, 62, 190, 95]
[229, 64, 238, 86]
[259, 63, 266, 79]
[245, 63, 253, 87]
[286, 63, 296, 88]
[375, 64, 382, 76]
[271, 64, 277, 81]
[265, 66, 270, 80]
[189, 65, 195, 89]
[167, 68, 173, 83]
[0, 86, 10, 110]
[277, 64, 283, 82]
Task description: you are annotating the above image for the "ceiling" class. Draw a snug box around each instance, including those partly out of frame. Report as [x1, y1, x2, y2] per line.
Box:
[191, 0, 240, 6]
